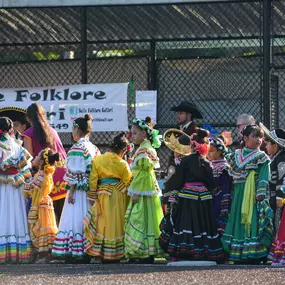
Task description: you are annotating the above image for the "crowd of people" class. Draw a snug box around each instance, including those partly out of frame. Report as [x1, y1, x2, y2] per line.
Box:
[0, 101, 285, 267]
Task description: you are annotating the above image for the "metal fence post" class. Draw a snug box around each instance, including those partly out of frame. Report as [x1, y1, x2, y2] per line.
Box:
[81, 7, 88, 84]
[263, 0, 272, 128]
[149, 41, 157, 90]
[270, 74, 279, 128]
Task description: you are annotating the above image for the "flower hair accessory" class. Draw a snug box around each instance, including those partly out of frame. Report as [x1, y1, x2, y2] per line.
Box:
[43, 148, 64, 169]
[126, 143, 134, 153]
[55, 159, 64, 168]
[133, 118, 162, 148]
[43, 148, 53, 173]
[190, 133, 209, 156]
[73, 121, 79, 128]
[42, 148, 64, 174]
[43, 148, 49, 165]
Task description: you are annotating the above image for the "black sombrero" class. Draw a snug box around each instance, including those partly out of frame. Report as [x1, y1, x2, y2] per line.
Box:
[0, 107, 28, 124]
[259, 122, 285, 149]
[170, 101, 203, 119]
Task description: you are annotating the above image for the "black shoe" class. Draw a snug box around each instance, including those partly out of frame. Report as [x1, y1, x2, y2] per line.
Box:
[102, 259, 121, 264]
[127, 258, 140, 264]
[66, 257, 91, 264]
[139, 257, 155, 264]
[127, 257, 154, 264]
[216, 259, 226, 265]
[233, 260, 249, 265]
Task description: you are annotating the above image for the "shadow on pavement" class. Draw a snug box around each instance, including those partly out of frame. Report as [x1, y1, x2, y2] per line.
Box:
[0, 264, 282, 277]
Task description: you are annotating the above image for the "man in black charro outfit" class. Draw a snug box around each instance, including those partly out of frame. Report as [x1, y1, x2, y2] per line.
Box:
[171, 101, 203, 136]
[167, 101, 203, 172]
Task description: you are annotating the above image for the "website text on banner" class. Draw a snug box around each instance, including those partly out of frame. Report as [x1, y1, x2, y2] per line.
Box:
[0, 83, 129, 132]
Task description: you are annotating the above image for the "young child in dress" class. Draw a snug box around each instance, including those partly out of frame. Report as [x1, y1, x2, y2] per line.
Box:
[84, 132, 132, 262]
[159, 128, 224, 262]
[24, 148, 61, 263]
[160, 131, 193, 262]
[208, 136, 232, 236]
[51, 114, 100, 263]
[0, 117, 32, 264]
[124, 116, 164, 263]
[162, 131, 192, 214]
[221, 125, 273, 264]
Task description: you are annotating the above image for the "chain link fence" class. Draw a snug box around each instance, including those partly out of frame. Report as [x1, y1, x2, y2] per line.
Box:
[0, 1, 274, 171]
[272, 1, 285, 129]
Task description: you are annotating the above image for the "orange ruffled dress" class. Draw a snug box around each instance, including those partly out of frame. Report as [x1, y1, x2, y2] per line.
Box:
[24, 166, 58, 252]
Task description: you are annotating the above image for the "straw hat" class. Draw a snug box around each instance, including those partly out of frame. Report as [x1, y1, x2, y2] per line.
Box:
[259, 122, 285, 149]
[0, 107, 28, 123]
[163, 128, 192, 156]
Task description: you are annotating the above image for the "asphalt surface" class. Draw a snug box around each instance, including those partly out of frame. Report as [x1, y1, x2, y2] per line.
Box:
[0, 264, 285, 285]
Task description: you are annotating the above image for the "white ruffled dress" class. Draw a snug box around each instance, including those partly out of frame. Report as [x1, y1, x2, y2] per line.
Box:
[51, 137, 100, 259]
[0, 134, 32, 264]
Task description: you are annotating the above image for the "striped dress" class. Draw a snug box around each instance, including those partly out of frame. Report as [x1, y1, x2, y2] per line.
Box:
[51, 137, 100, 259]
[221, 148, 273, 262]
[0, 133, 32, 264]
[84, 152, 132, 260]
[124, 140, 164, 259]
[159, 153, 224, 261]
[211, 159, 232, 236]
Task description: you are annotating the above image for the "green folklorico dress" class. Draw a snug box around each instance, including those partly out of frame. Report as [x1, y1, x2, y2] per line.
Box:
[124, 140, 164, 259]
[221, 147, 274, 261]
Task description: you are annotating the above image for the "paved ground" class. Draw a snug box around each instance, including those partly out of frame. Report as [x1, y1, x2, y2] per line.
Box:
[0, 264, 285, 285]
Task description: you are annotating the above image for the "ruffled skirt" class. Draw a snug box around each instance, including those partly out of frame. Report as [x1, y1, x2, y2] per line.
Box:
[28, 196, 58, 252]
[213, 188, 231, 236]
[159, 197, 224, 261]
[0, 183, 32, 263]
[221, 184, 273, 261]
[52, 190, 90, 258]
[124, 195, 164, 259]
[84, 187, 128, 260]
[268, 209, 285, 266]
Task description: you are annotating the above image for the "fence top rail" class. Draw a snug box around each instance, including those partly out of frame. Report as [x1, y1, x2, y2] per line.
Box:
[0, 0, 246, 9]
[0, 2, 266, 44]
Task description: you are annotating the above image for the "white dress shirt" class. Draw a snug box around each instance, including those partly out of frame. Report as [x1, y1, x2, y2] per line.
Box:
[180, 121, 192, 131]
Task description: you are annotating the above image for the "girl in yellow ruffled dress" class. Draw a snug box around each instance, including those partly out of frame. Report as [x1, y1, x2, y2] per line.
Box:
[84, 132, 132, 262]
[24, 148, 61, 263]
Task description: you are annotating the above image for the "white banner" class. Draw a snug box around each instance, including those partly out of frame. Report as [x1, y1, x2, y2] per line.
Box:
[135, 90, 157, 124]
[0, 83, 129, 133]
